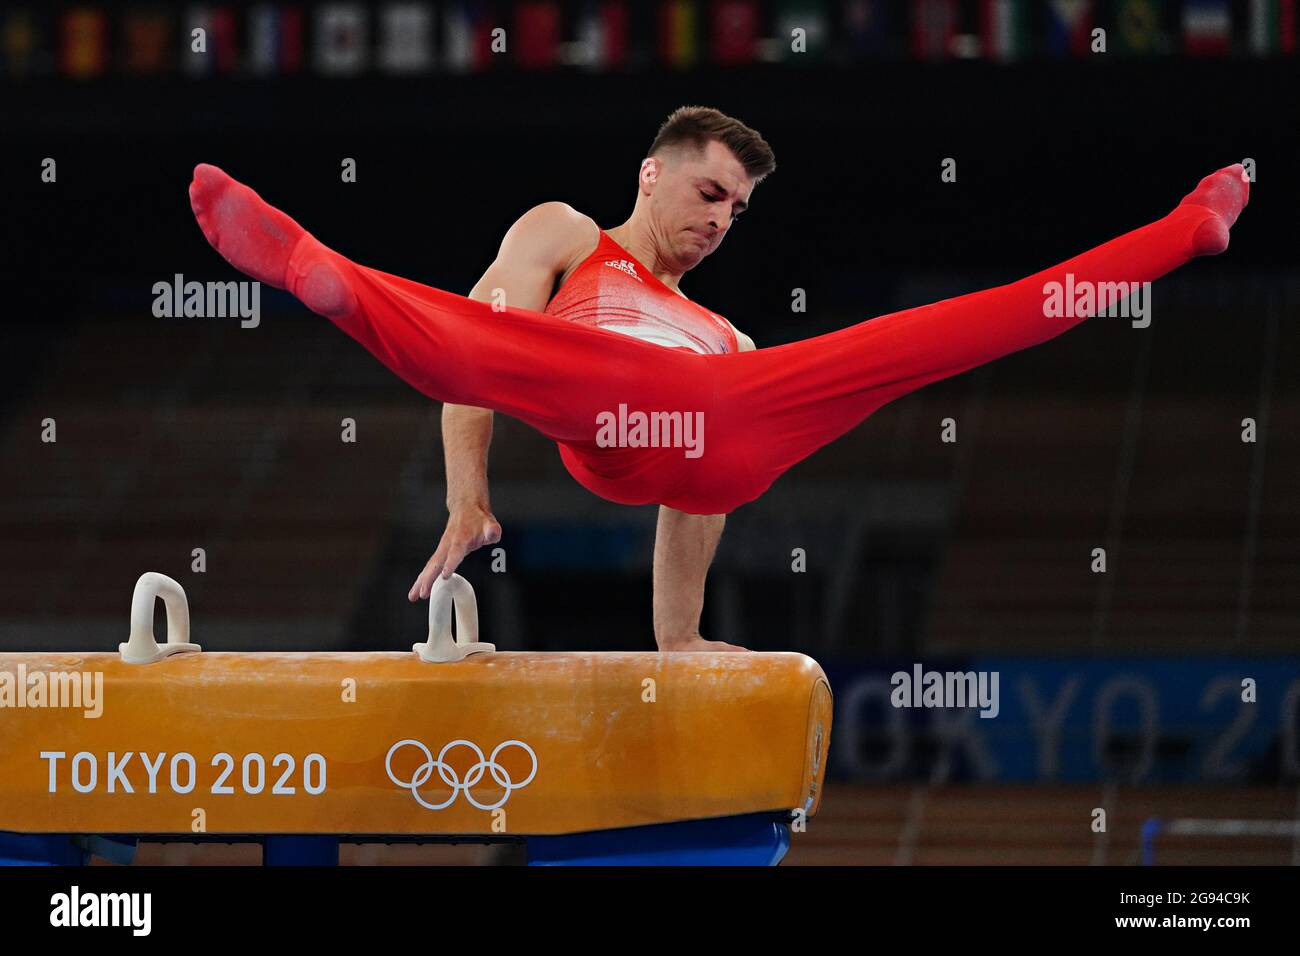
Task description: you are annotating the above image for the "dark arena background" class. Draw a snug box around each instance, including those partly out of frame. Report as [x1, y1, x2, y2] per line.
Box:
[2, 0, 1299, 889]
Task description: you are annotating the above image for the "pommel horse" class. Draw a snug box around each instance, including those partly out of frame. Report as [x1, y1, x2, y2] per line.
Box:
[0, 572, 832, 866]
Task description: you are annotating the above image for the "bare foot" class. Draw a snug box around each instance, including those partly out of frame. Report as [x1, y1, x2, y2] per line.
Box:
[658, 636, 752, 652]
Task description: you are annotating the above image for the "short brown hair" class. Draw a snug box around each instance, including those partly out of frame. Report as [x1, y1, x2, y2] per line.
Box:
[648, 106, 776, 182]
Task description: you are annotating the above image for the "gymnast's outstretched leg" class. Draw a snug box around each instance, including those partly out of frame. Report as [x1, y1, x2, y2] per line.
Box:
[187, 164, 712, 448]
[706, 165, 1250, 508]
[190, 163, 1249, 516]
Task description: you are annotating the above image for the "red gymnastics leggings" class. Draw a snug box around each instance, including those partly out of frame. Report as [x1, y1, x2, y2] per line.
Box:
[190, 165, 1248, 515]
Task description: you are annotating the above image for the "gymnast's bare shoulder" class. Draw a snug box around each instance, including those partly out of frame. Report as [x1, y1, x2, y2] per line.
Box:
[726, 321, 756, 351]
[469, 202, 598, 313]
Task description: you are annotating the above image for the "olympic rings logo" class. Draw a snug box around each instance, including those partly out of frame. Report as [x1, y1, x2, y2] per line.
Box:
[385, 738, 538, 811]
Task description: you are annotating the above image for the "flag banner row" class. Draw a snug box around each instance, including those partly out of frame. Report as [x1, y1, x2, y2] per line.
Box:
[4, 1, 1295, 79]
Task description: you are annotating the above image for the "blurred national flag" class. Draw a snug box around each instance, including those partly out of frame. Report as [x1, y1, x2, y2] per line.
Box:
[659, 0, 698, 70]
[183, 6, 238, 75]
[1248, 0, 1297, 55]
[122, 8, 171, 74]
[316, 4, 369, 75]
[1113, 0, 1171, 57]
[248, 5, 304, 75]
[444, 2, 495, 72]
[842, 0, 897, 59]
[515, 1, 560, 68]
[711, 0, 758, 66]
[1045, 0, 1094, 58]
[3, 10, 45, 76]
[1182, 0, 1231, 56]
[2, 10, 41, 76]
[912, 0, 957, 60]
[379, 3, 433, 73]
[61, 8, 107, 77]
[576, 1, 628, 70]
[981, 0, 1030, 62]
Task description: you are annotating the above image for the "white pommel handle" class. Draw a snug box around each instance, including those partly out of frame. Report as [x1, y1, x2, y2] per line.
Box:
[119, 571, 203, 664]
[413, 573, 495, 663]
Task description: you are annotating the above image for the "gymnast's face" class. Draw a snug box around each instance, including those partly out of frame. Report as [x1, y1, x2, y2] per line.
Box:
[642, 139, 755, 271]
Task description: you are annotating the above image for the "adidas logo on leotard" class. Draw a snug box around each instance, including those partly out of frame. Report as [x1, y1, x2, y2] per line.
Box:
[603, 259, 642, 281]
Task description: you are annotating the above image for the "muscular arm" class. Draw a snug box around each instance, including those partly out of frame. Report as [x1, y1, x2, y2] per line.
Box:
[651, 325, 754, 649]
[653, 508, 727, 648]
[409, 203, 596, 599]
[442, 203, 587, 507]
[440, 405, 495, 510]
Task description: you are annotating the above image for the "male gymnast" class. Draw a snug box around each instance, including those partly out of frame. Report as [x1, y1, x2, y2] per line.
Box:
[188, 106, 1249, 652]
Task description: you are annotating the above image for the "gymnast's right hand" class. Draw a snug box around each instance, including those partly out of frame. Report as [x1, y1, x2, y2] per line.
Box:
[408, 505, 503, 601]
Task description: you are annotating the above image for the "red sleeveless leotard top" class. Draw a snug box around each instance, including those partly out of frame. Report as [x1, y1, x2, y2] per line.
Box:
[544, 230, 738, 355]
